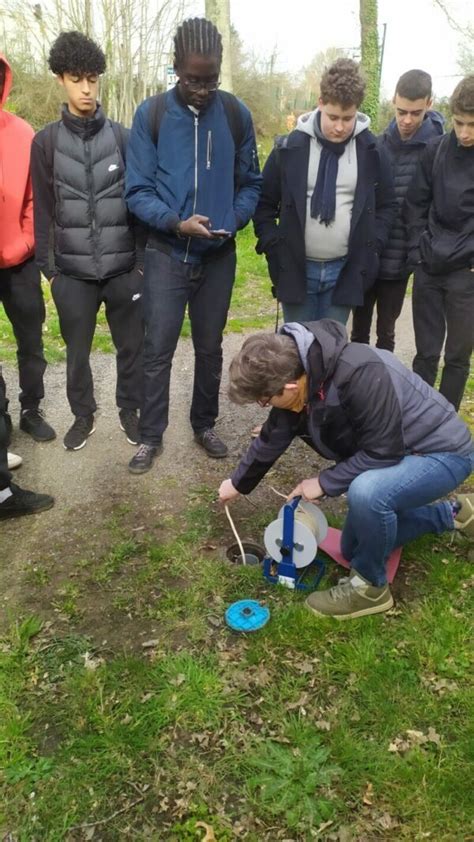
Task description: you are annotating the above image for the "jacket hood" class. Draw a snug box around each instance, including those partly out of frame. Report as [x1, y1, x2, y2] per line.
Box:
[296, 107, 371, 139]
[280, 319, 349, 382]
[385, 110, 445, 146]
[0, 54, 12, 108]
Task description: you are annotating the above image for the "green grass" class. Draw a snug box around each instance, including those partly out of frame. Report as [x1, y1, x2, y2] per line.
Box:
[1, 493, 473, 839]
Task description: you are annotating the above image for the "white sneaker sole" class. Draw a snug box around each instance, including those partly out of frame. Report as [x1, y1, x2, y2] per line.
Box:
[306, 593, 394, 620]
[7, 452, 22, 469]
[63, 425, 96, 451]
[119, 422, 138, 446]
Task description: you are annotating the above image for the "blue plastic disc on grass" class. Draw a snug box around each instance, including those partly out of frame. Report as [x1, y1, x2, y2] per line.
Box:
[225, 599, 270, 633]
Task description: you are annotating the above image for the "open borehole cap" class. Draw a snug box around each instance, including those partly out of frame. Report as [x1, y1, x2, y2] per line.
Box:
[225, 599, 270, 632]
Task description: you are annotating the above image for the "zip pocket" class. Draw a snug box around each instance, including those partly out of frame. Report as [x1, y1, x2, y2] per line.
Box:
[206, 130, 212, 170]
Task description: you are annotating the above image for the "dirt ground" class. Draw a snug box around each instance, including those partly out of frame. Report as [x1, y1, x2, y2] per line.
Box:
[0, 299, 420, 631]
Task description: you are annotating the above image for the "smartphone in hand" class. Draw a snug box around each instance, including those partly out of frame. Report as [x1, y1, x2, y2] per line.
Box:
[210, 229, 232, 238]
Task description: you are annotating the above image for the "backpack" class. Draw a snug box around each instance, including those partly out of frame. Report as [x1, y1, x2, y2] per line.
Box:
[41, 119, 127, 171]
[148, 89, 245, 187]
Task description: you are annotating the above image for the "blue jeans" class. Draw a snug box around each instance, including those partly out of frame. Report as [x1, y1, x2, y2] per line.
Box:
[282, 258, 350, 324]
[140, 247, 236, 445]
[341, 451, 474, 586]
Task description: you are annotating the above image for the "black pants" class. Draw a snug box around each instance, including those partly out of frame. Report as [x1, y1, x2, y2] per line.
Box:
[412, 265, 474, 411]
[351, 275, 409, 352]
[51, 269, 144, 417]
[0, 258, 47, 409]
[0, 369, 11, 490]
[140, 247, 236, 445]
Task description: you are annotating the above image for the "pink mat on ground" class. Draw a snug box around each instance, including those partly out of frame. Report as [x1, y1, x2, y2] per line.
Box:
[318, 527, 402, 584]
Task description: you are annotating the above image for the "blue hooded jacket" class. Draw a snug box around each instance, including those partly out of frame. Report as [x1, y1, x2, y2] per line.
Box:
[125, 86, 262, 263]
[377, 110, 444, 279]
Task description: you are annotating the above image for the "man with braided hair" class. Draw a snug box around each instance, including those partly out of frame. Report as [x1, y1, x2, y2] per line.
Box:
[126, 17, 262, 474]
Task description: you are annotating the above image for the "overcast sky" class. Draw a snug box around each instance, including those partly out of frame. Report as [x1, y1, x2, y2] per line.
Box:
[190, 0, 472, 98]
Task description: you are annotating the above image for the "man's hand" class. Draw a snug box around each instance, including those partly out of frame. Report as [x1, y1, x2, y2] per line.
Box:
[219, 478, 240, 505]
[287, 477, 324, 502]
[178, 215, 213, 238]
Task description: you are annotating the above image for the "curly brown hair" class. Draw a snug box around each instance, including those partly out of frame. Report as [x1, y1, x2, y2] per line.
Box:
[450, 76, 474, 115]
[228, 333, 304, 405]
[320, 58, 366, 108]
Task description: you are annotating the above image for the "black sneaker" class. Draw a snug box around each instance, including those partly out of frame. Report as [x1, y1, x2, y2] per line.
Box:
[0, 482, 54, 520]
[20, 408, 56, 442]
[128, 442, 162, 474]
[119, 408, 139, 445]
[194, 428, 228, 458]
[63, 415, 95, 450]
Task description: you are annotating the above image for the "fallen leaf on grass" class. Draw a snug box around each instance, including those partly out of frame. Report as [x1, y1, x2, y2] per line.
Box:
[388, 727, 441, 753]
[195, 821, 217, 841]
[82, 651, 104, 671]
[315, 719, 331, 731]
[362, 781, 374, 805]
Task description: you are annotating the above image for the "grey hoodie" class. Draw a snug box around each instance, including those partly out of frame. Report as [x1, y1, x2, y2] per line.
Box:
[297, 109, 371, 260]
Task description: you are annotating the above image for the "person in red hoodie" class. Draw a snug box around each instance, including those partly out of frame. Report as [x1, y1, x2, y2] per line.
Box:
[0, 55, 55, 443]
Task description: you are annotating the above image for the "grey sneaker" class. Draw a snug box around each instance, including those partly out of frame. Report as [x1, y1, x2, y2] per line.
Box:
[119, 408, 139, 445]
[20, 408, 56, 442]
[454, 494, 474, 538]
[128, 442, 162, 474]
[64, 415, 95, 450]
[305, 570, 394, 620]
[194, 428, 228, 458]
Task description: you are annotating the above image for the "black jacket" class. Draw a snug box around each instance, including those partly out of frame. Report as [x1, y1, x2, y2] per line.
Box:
[253, 129, 397, 307]
[31, 105, 144, 281]
[377, 111, 444, 280]
[231, 321, 472, 497]
[404, 130, 474, 274]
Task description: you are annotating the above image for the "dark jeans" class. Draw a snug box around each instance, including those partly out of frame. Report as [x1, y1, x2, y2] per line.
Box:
[51, 269, 144, 417]
[351, 275, 409, 352]
[0, 258, 47, 409]
[140, 247, 236, 445]
[0, 369, 11, 490]
[412, 265, 474, 411]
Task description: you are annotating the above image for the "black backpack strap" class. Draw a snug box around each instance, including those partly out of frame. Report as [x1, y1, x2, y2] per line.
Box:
[432, 133, 449, 177]
[148, 92, 168, 147]
[217, 90, 245, 150]
[42, 121, 60, 171]
[109, 120, 127, 160]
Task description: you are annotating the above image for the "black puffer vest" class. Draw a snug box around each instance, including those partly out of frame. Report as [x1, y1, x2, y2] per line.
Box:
[53, 106, 135, 281]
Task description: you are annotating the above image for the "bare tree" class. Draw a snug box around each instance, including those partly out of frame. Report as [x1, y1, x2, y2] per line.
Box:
[0, 0, 191, 126]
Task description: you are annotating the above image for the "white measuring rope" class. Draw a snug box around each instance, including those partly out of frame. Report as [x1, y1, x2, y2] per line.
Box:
[269, 485, 288, 499]
[224, 504, 247, 565]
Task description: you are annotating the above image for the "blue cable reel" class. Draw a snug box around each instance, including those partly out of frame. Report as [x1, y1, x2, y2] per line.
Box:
[262, 496, 327, 591]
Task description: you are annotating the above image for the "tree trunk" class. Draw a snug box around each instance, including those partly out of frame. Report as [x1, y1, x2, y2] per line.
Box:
[359, 0, 379, 125]
[205, 0, 232, 93]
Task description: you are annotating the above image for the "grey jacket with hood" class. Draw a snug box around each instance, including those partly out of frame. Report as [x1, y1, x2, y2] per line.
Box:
[231, 321, 472, 496]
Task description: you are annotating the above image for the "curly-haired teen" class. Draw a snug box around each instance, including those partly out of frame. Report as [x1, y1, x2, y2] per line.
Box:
[125, 18, 261, 474]
[30, 31, 146, 451]
[219, 321, 474, 620]
[254, 57, 397, 324]
[351, 69, 444, 353]
[405, 75, 474, 411]
[0, 54, 55, 444]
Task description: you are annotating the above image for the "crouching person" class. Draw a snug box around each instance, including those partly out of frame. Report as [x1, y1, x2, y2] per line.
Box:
[219, 321, 473, 620]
